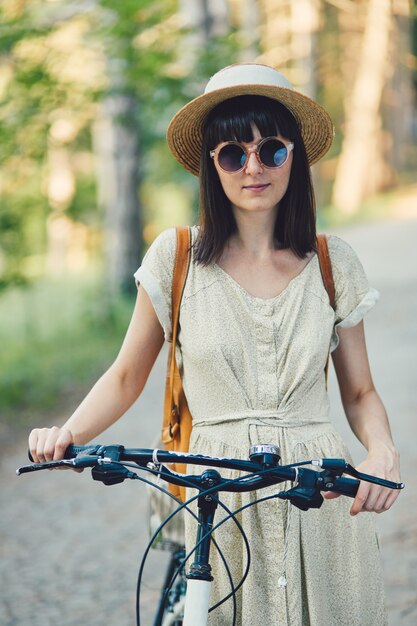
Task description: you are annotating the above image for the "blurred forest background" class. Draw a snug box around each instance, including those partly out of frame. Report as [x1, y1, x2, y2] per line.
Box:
[1, 0, 416, 441]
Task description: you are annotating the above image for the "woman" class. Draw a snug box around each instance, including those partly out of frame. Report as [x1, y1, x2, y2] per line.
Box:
[29, 64, 400, 625]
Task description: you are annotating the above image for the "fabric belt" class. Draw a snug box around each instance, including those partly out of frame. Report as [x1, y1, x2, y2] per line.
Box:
[192, 409, 331, 429]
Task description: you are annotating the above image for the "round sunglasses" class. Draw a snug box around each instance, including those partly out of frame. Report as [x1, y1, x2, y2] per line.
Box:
[210, 137, 294, 174]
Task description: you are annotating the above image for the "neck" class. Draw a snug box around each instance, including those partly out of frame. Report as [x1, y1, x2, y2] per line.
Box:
[230, 208, 278, 257]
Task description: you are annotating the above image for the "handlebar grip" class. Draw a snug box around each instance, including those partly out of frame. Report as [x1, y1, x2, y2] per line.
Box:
[330, 477, 359, 498]
[28, 444, 99, 463]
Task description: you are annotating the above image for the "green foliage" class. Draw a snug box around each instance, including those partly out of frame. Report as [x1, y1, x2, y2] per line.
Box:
[1, 10, 92, 286]
[0, 0, 242, 287]
[68, 175, 97, 224]
[0, 276, 133, 427]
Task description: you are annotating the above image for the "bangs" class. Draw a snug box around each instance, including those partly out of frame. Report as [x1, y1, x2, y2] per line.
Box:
[204, 96, 297, 148]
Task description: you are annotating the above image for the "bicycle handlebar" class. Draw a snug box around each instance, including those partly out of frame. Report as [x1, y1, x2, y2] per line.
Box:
[29, 445, 273, 473]
[18, 443, 404, 511]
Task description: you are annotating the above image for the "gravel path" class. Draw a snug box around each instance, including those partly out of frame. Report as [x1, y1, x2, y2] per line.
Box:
[1, 214, 416, 625]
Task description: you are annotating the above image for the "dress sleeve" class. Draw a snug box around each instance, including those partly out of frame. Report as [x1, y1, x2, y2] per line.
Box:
[328, 235, 380, 351]
[133, 228, 176, 341]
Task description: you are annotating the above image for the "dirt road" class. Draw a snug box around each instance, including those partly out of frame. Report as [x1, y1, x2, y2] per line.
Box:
[1, 215, 416, 625]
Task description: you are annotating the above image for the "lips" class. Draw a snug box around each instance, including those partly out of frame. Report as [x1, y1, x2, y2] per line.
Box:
[243, 183, 270, 191]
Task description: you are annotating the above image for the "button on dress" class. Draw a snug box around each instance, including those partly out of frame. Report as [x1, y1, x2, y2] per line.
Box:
[135, 226, 386, 626]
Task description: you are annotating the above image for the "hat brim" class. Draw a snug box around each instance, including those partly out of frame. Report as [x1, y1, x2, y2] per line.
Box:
[167, 84, 334, 176]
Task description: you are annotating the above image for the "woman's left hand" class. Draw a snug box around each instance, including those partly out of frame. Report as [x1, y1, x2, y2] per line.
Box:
[325, 447, 401, 515]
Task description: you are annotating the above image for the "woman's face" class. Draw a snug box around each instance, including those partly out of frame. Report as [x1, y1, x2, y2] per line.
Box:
[212, 125, 293, 219]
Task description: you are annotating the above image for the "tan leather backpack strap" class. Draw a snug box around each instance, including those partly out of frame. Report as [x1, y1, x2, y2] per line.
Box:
[316, 234, 335, 385]
[316, 234, 335, 310]
[168, 226, 191, 435]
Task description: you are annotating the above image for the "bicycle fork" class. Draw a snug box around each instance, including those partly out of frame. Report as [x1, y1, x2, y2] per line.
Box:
[183, 470, 220, 626]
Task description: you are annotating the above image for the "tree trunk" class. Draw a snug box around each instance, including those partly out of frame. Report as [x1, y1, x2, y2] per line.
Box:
[234, 0, 260, 61]
[257, 0, 320, 94]
[289, 0, 320, 98]
[258, 0, 292, 69]
[178, 0, 229, 67]
[385, 1, 414, 177]
[93, 83, 141, 296]
[258, 0, 322, 197]
[332, 0, 392, 215]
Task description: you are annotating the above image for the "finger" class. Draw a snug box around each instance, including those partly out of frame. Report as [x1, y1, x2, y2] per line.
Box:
[323, 491, 341, 500]
[35, 428, 50, 463]
[28, 429, 41, 463]
[376, 488, 400, 513]
[384, 489, 400, 510]
[361, 485, 382, 512]
[53, 429, 73, 461]
[373, 487, 392, 513]
[350, 481, 370, 516]
[43, 426, 62, 462]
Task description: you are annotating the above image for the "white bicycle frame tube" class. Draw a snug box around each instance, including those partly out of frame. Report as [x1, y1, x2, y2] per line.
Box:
[183, 578, 212, 626]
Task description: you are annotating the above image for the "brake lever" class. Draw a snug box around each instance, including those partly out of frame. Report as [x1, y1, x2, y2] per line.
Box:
[312, 459, 405, 490]
[347, 468, 404, 490]
[17, 459, 77, 474]
[17, 454, 101, 475]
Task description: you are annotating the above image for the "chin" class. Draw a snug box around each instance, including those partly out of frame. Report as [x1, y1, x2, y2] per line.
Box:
[247, 202, 278, 213]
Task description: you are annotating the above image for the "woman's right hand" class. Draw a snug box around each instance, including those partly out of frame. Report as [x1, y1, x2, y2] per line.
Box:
[28, 426, 74, 463]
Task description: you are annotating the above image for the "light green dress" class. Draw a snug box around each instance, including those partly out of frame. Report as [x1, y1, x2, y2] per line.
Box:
[135, 226, 386, 626]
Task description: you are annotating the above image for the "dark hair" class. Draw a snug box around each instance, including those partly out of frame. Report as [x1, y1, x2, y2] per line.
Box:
[194, 95, 316, 265]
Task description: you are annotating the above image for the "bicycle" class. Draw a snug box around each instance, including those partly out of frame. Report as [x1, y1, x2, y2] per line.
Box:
[17, 443, 404, 626]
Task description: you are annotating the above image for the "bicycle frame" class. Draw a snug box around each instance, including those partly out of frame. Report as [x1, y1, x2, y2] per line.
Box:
[183, 579, 211, 626]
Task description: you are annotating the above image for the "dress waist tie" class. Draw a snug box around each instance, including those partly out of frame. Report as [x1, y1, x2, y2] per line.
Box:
[192, 408, 331, 429]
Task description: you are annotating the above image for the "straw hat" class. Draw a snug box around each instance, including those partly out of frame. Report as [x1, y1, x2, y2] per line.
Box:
[167, 63, 334, 176]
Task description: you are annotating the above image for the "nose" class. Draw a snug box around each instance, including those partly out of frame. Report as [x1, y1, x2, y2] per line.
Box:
[244, 150, 263, 175]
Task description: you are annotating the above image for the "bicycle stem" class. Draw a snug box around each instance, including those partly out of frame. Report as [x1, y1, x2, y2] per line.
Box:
[187, 470, 221, 583]
[183, 470, 223, 626]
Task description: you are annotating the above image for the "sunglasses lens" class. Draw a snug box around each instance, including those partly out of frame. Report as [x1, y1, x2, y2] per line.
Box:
[216, 138, 290, 172]
[218, 144, 246, 172]
[259, 139, 288, 167]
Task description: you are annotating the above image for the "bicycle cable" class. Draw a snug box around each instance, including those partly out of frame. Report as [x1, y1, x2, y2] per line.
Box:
[160, 496, 246, 626]
[170, 489, 289, 617]
[139, 462, 303, 623]
[132, 467, 247, 626]
[124, 462, 276, 625]
[122, 462, 244, 626]
[157, 457, 320, 615]
[105, 463, 203, 626]
[177, 469, 297, 613]
[101, 456, 315, 625]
